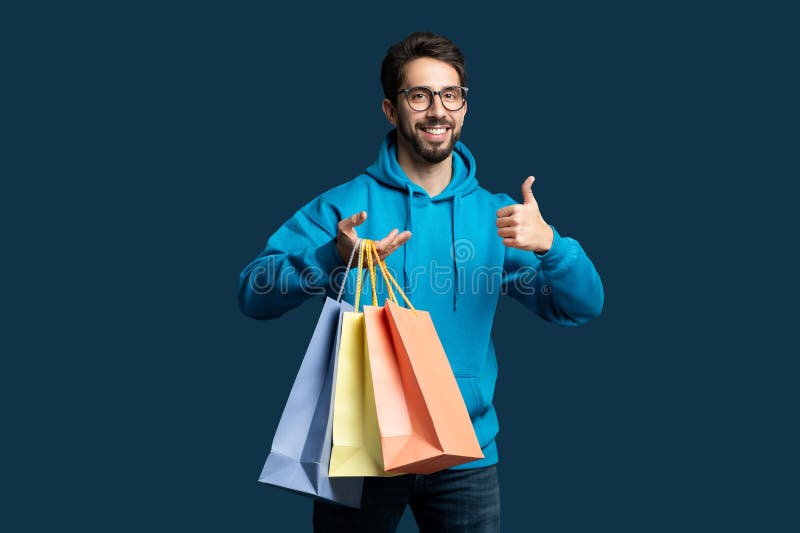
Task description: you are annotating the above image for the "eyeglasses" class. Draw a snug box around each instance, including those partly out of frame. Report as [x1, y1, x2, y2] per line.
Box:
[397, 86, 468, 112]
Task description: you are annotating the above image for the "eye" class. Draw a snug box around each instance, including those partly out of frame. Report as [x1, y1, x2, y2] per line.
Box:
[442, 88, 460, 100]
[409, 89, 429, 100]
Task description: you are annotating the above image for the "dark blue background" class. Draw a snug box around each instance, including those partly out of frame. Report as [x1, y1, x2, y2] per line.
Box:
[7, 2, 794, 532]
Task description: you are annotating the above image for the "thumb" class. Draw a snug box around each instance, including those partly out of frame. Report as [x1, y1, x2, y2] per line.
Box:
[343, 211, 367, 231]
[521, 176, 536, 205]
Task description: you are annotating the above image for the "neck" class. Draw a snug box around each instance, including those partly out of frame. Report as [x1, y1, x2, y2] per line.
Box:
[395, 141, 452, 197]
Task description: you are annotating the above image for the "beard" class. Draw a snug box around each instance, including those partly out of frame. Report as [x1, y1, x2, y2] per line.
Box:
[398, 119, 461, 164]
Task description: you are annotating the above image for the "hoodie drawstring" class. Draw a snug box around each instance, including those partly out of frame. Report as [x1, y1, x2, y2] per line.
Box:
[452, 192, 462, 311]
[404, 184, 414, 294]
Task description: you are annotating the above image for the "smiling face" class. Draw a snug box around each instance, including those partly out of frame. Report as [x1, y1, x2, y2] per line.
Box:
[382, 57, 467, 164]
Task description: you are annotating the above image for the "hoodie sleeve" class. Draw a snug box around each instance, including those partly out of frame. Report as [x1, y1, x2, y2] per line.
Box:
[238, 200, 346, 320]
[501, 223, 604, 327]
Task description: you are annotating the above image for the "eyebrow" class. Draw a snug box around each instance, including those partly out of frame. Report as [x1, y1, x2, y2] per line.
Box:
[406, 84, 461, 89]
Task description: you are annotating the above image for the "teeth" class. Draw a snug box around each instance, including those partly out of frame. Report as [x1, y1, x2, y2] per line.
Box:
[423, 128, 447, 135]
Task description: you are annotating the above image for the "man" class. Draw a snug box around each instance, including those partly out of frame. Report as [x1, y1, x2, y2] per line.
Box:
[239, 31, 604, 532]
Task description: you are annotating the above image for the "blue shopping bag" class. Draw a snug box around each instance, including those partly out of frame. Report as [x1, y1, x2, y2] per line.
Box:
[258, 296, 363, 507]
[258, 242, 364, 508]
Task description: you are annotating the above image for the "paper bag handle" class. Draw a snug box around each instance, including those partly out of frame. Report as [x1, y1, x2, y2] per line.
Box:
[354, 239, 380, 311]
[336, 237, 362, 302]
[368, 239, 416, 312]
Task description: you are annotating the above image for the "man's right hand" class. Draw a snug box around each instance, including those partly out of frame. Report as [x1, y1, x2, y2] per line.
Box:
[336, 211, 412, 264]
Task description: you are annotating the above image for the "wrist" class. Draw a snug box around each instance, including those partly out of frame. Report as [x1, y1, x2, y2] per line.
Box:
[335, 238, 348, 265]
[533, 224, 554, 254]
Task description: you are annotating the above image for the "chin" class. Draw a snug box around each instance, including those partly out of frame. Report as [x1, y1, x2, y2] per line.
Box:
[416, 137, 457, 163]
[417, 147, 453, 164]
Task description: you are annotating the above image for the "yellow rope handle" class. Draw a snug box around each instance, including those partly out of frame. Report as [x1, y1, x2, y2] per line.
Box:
[366, 239, 378, 307]
[385, 263, 416, 312]
[353, 238, 415, 313]
[353, 239, 366, 312]
[369, 239, 398, 305]
[371, 240, 416, 312]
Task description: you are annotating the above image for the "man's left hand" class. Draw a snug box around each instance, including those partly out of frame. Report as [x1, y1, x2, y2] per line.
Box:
[496, 176, 554, 254]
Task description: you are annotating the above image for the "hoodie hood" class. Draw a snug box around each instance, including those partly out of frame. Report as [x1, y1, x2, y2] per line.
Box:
[365, 130, 480, 199]
[365, 130, 480, 310]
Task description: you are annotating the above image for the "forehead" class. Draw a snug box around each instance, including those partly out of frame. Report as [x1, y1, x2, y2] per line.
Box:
[401, 57, 460, 88]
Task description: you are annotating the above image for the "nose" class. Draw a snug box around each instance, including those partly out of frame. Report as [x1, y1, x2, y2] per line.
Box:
[426, 93, 447, 119]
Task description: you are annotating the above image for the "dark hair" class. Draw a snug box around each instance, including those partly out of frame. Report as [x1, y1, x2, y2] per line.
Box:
[380, 31, 466, 104]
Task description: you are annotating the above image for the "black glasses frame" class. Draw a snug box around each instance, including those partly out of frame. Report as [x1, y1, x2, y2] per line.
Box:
[396, 86, 469, 111]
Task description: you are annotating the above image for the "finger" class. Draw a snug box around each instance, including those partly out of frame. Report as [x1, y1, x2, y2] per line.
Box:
[389, 230, 412, 250]
[501, 237, 518, 247]
[376, 228, 399, 249]
[497, 227, 515, 238]
[496, 204, 520, 218]
[340, 211, 367, 231]
[496, 216, 517, 228]
[521, 176, 535, 205]
[377, 230, 412, 258]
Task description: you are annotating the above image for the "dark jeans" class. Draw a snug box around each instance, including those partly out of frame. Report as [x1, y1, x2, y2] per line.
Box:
[313, 465, 501, 532]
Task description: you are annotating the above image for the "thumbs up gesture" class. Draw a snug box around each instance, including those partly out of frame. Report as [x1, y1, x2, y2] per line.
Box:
[496, 176, 554, 253]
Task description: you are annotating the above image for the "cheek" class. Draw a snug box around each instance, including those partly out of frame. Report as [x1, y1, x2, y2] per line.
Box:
[398, 114, 416, 130]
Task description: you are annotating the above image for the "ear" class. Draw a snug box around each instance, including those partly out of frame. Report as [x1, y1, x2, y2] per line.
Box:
[382, 98, 398, 126]
[461, 100, 468, 126]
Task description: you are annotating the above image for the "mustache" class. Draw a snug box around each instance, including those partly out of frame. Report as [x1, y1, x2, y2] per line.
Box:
[418, 120, 455, 128]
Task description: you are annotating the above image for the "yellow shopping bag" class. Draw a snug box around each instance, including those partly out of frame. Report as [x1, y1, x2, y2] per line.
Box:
[329, 241, 397, 477]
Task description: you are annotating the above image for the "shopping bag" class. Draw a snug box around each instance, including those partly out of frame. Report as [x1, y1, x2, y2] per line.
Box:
[329, 241, 398, 477]
[366, 240, 484, 473]
[258, 242, 364, 507]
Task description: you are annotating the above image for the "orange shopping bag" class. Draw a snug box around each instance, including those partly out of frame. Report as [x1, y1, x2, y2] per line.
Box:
[361, 240, 483, 474]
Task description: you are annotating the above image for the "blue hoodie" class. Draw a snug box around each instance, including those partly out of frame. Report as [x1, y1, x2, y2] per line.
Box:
[239, 130, 604, 469]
